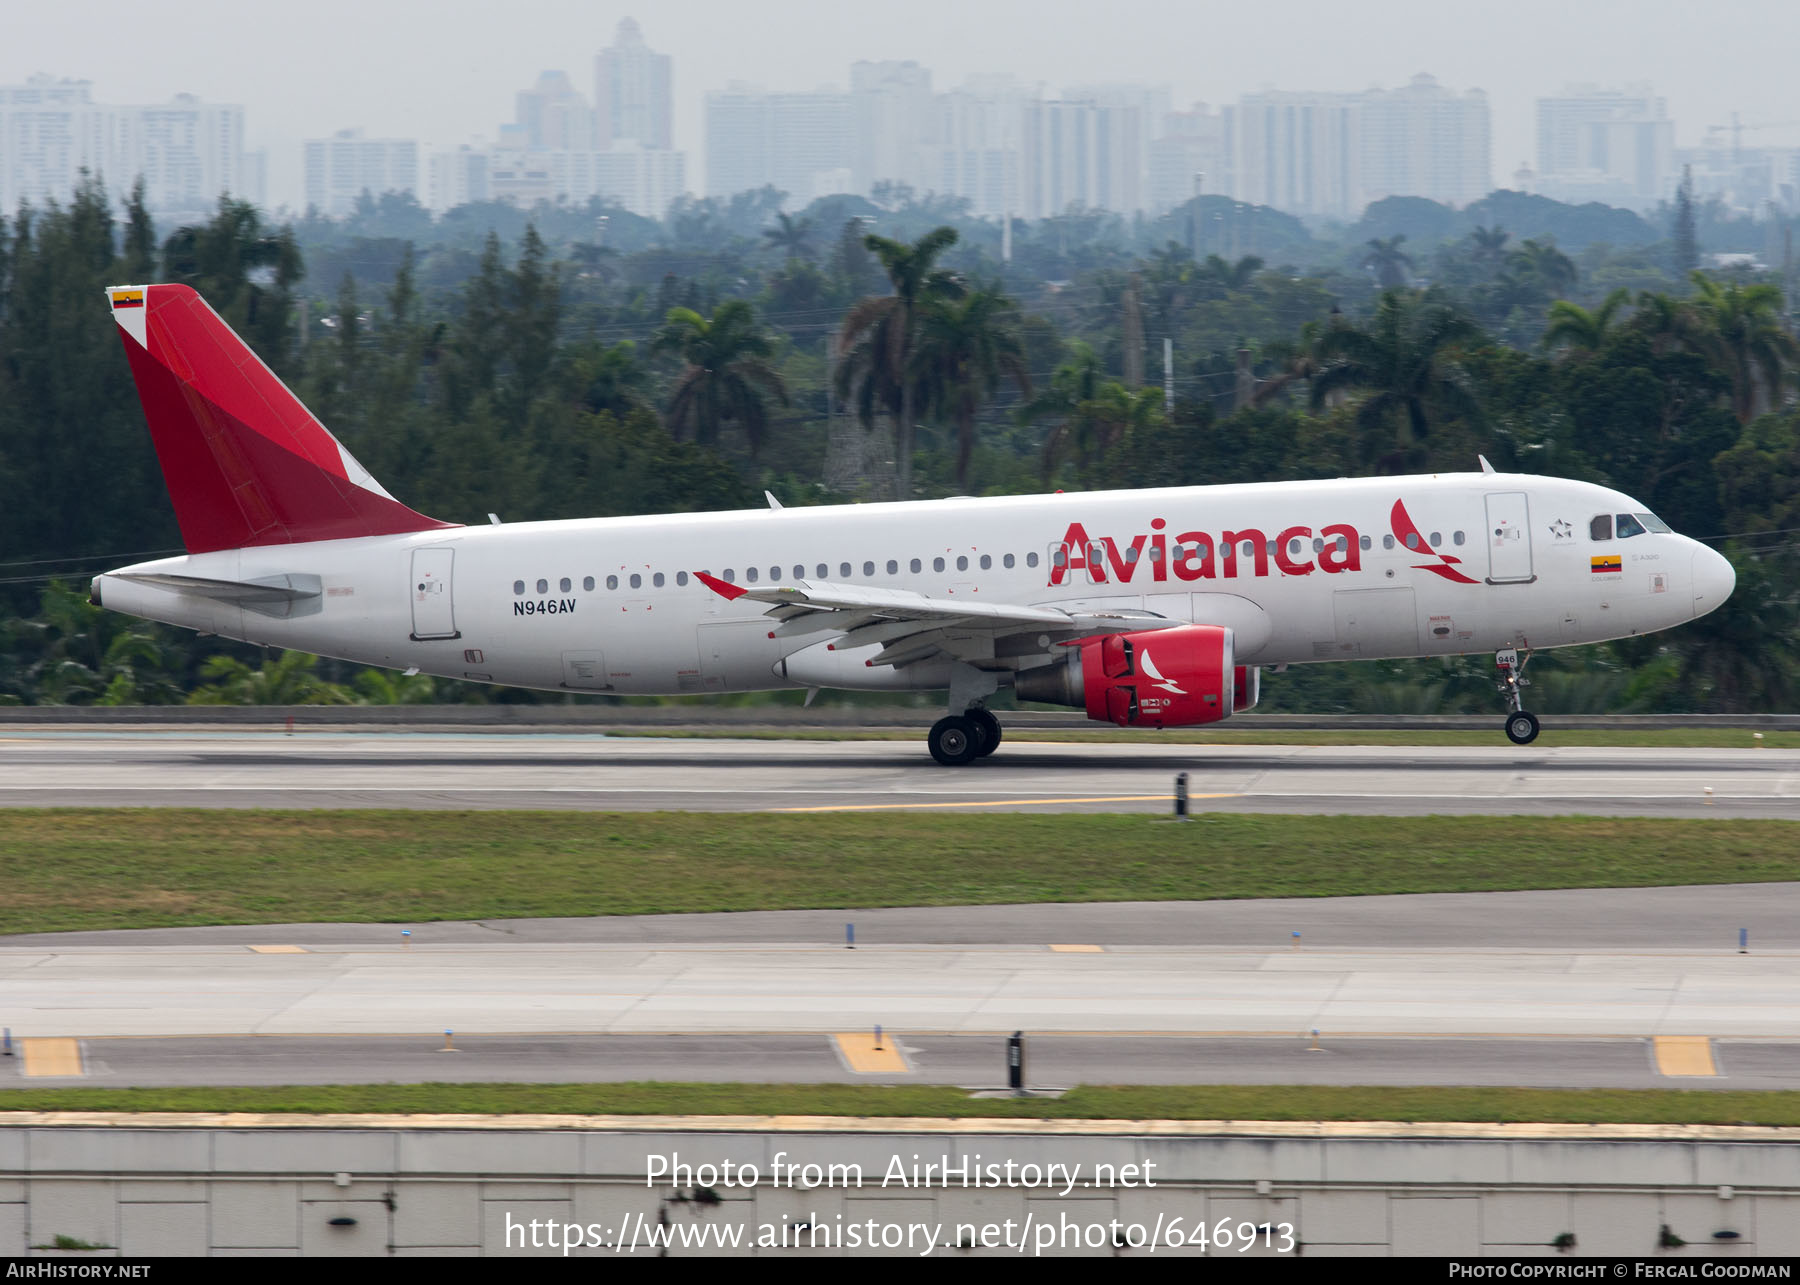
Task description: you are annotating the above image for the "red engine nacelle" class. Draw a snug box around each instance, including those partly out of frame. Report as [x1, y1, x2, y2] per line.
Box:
[1015, 624, 1236, 728]
[1234, 664, 1260, 713]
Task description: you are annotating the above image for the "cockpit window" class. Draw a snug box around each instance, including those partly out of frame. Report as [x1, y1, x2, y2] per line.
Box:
[1589, 514, 1613, 541]
[1615, 513, 1647, 539]
[1638, 512, 1672, 534]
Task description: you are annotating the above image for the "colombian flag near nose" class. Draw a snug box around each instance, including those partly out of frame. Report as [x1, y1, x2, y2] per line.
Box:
[1591, 554, 1622, 574]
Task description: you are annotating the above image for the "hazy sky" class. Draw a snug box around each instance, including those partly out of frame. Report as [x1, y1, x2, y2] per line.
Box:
[9, 0, 1800, 210]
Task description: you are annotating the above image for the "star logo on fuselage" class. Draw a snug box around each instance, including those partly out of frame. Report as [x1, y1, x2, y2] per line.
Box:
[1549, 519, 1572, 542]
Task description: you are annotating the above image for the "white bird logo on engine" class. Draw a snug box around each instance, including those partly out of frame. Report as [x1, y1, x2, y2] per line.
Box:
[1138, 648, 1186, 695]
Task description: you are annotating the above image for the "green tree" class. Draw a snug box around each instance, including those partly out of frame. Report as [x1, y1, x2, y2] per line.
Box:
[1672, 165, 1699, 275]
[1685, 272, 1800, 423]
[1542, 288, 1632, 355]
[913, 284, 1031, 488]
[187, 651, 354, 705]
[1360, 235, 1415, 290]
[652, 300, 789, 453]
[762, 212, 816, 263]
[1310, 291, 1484, 472]
[834, 225, 965, 499]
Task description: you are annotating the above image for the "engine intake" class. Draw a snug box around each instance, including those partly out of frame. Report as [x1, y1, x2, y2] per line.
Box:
[1014, 624, 1236, 728]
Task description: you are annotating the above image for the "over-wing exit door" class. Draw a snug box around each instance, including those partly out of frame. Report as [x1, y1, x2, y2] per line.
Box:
[410, 548, 459, 640]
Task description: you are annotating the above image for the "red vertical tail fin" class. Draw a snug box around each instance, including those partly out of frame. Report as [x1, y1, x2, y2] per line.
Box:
[107, 283, 455, 554]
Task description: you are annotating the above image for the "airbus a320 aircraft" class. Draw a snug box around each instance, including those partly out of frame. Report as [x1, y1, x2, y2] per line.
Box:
[91, 284, 1736, 764]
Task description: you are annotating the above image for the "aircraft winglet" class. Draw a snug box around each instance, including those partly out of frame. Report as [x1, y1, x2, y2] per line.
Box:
[694, 571, 746, 600]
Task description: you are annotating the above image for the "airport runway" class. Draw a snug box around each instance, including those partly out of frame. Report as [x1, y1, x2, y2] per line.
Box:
[4, 888, 1798, 1090]
[3, 731, 1798, 816]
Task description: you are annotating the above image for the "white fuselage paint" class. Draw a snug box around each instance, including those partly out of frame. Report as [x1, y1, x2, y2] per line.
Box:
[95, 472, 1730, 700]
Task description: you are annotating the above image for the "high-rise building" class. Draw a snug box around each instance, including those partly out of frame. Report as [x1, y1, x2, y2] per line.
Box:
[1535, 85, 1673, 208]
[923, 78, 1031, 219]
[850, 60, 934, 194]
[514, 70, 595, 151]
[428, 145, 489, 212]
[704, 84, 854, 202]
[0, 76, 250, 219]
[1359, 74, 1490, 208]
[1231, 90, 1362, 217]
[1148, 103, 1228, 215]
[594, 17, 672, 150]
[1020, 97, 1144, 218]
[303, 129, 419, 216]
[486, 140, 683, 218]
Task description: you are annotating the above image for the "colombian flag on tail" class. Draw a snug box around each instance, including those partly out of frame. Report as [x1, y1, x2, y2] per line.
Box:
[109, 288, 144, 309]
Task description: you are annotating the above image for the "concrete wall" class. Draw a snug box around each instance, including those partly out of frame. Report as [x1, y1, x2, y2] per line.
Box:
[2, 1117, 1796, 1258]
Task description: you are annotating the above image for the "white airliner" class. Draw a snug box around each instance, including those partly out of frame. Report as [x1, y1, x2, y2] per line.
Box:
[91, 284, 1736, 764]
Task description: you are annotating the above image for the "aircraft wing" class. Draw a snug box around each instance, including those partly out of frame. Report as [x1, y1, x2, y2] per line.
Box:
[694, 571, 1167, 669]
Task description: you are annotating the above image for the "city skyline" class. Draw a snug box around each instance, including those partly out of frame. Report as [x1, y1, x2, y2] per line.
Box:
[7, 0, 1800, 214]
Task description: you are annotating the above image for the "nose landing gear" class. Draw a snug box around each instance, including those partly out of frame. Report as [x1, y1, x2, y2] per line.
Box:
[1496, 648, 1539, 745]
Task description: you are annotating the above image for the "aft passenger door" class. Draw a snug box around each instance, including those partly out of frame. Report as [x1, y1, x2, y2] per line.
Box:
[1484, 493, 1535, 584]
[409, 548, 459, 640]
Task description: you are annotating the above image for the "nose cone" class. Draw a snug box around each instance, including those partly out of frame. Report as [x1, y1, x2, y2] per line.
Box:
[1691, 545, 1735, 619]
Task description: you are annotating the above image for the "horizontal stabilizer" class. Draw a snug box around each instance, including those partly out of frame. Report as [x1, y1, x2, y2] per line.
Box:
[112, 571, 323, 619]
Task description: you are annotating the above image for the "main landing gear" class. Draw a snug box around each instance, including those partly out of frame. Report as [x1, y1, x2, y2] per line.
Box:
[1495, 647, 1540, 745]
[928, 707, 1003, 766]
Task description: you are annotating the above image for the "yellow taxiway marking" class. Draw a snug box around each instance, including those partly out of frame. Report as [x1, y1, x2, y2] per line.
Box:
[833, 1032, 911, 1074]
[773, 793, 1240, 813]
[1050, 944, 1105, 953]
[1654, 1036, 1718, 1077]
[248, 945, 308, 954]
[22, 1038, 84, 1078]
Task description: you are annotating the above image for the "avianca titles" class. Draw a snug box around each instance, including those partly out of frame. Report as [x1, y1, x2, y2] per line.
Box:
[91, 283, 1736, 765]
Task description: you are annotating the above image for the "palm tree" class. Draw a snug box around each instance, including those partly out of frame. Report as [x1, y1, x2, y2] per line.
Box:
[1685, 272, 1800, 422]
[1360, 235, 1415, 289]
[1469, 225, 1511, 271]
[651, 300, 789, 453]
[762, 212, 816, 263]
[1506, 238, 1578, 300]
[1252, 320, 1328, 407]
[913, 285, 1031, 488]
[1020, 343, 1106, 478]
[835, 225, 965, 499]
[1542, 288, 1632, 355]
[574, 340, 649, 418]
[1197, 253, 1265, 293]
[1040, 382, 1167, 480]
[188, 651, 354, 705]
[1310, 292, 1484, 472]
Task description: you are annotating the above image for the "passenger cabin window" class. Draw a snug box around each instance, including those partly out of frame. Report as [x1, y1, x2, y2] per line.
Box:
[1590, 514, 1613, 541]
[980, 554, 992, 570]
[560, 577, 571, 593]
[816, 563, 828, 579]
[1383, 535, 1395, 550]
[536, 579, 548, 594]
[676, 571, 689, 586]
[630, 573, 642, 589]
[1360, 535, 1372, 551]
[794, 565, 805, 580]
[513, 580, 525, 595]
[1615, 513, 1647, 539]
[887, 559, 899, 575]
[1403, 534, 1419, 550]
[653, 572, 665, 588]
[863, 561, 875, 576]
[1429, 532, 1441, 547]
[583, 576, 595, 591]
[1004, 553, 1015, 568]
[606, 575, 618, 590]
[910, 558, 922, 573]
[935, 557, 947, 572]
[1026, 552, 1039, 568]
[957, 555, 969, 571]
[1453, 532, 1465, 547]
[840, 562, 852, 578]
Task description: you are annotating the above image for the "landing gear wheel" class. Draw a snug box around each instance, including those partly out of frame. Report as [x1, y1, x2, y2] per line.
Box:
[967, 709, 1002, 758]
[1505, 711, 1540, 745]
[928, 715, 981, 766]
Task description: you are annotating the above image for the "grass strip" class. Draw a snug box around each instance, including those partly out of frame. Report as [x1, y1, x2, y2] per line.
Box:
[0, 1082, 1797, 1126]
[0, 810, 1796, 935]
